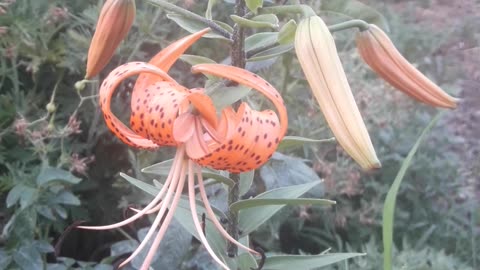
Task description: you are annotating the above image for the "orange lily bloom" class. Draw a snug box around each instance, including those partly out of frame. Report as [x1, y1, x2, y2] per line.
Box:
[79, 29, 287, 270]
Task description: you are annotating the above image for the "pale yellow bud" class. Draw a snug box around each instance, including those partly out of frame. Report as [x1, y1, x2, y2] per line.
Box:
[295, 16, 380, 170]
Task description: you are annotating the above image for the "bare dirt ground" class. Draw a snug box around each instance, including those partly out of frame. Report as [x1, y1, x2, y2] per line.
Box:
[412, 0, 480, 200]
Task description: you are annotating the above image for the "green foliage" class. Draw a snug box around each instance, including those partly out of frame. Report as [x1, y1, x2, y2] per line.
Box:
[1, 0, 476, 269]
[383, 113, 442, 270]
[337, 239, 475, 270]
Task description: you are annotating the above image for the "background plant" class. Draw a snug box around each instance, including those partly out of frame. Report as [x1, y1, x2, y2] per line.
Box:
[0, 0, 478, 269]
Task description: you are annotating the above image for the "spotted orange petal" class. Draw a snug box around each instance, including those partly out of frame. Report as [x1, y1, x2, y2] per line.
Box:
[132, 29, 210, 97]
[187, 92, 218, 129]
[129, 29, 210, 145]
[190, 65, 288, 172]
[191, 64, 288, 137]
[130, 81, 189, 146]
[99, 62, 179, 148]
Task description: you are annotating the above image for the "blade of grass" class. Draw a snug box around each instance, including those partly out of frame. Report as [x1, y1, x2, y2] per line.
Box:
[382, 112, 442, 270]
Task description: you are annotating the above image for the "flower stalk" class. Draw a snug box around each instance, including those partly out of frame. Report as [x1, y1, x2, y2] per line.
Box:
[146, 0, 232, 39]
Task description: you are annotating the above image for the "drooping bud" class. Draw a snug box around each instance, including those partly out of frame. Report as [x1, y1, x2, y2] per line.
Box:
[355, 24, 458, 109]
[85, 0, 136, 79]
[295, 16, 381, 170]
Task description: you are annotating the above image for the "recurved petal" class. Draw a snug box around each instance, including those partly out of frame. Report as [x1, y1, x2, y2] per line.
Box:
[190, 65, 287, 172]
[130, 81, 188, 146]
[191, 64, 288, 138]
[99, 62, 177, 149]
[133, 28, 210, 91]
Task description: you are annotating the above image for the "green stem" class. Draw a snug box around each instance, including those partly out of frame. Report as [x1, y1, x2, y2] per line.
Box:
[227, 0, 247, 258]
[247, 19, 371, 60]
[230, 0, 246, 68]
[146, 0, 232, 40]
[259, 4, 316, 18]
[246, 42, 278, 58]
[227, 177, 240, 257]
[328, 19, 370, 32]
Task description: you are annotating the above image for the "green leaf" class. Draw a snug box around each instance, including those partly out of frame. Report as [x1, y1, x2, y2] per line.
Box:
[180, 54, 217, 66]
[263, 253, 365, 270]
[7, 185, 38, 209]
[277, 136, 336, 151]
[208, 84, 251, 111]
[53, 205, 67, 219]
[2, 208, 37, 242]
[6, 185, 24, 208]
[247, 44, 293, 62]
[239, 171, 254, 196]
[180, 54, 217, 80]
[36, 206, 56, 221]
[173, 198, 233, 267]
[142, 161, 235, 187]
[231, 198, 335, 212]
[238, 181, 321, 235]
[231, 14, 278, 29]
[51, 191, 81, 206]
[32, 240, 55, 253]
[13, 244, 43, 270]
[382, 113, 442, 270]
[0, 250, 12, 270]
[245, 32, 278, 51]
[205, 0, 217, 20]
[237, 252, 258, 270]
[252, 14, 279, 26]
[245, 0, 263, 13]
[36, 167, 81, 187]
[120, 173, 226, 218]
[167, 14, 232, 40]
[20, 187, 37, 210]
[120, 173, 159, 197]
[277, 20, 297, 45]
[259, 153, 324, 195]
[320, 0, 389, 31]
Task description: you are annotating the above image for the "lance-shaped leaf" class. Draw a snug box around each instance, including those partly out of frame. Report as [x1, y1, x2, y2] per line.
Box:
[238, 181, 321, 235]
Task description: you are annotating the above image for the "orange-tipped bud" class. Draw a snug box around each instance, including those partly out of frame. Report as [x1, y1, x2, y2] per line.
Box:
[85, 0, 136, 79]
[356, 24, 459, 109]
[295, 16, 381, 170]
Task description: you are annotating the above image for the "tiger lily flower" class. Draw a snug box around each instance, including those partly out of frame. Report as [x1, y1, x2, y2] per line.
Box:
[355, 24, 459, 109]
[85, 0, 136, 79]
[78, 29, 287, 270]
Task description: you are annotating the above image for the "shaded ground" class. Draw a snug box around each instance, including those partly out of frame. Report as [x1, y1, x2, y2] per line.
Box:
[392, 0, 480, 201]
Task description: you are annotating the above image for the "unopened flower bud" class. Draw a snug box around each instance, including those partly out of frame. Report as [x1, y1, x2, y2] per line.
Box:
[46, 103, 56, 113]
[295, 16, 380, 170]
[47, 123, 55, 133]
[85, 0, 136, 79]
[75, 80, 87, 92]
[355, 24, 459, 109]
